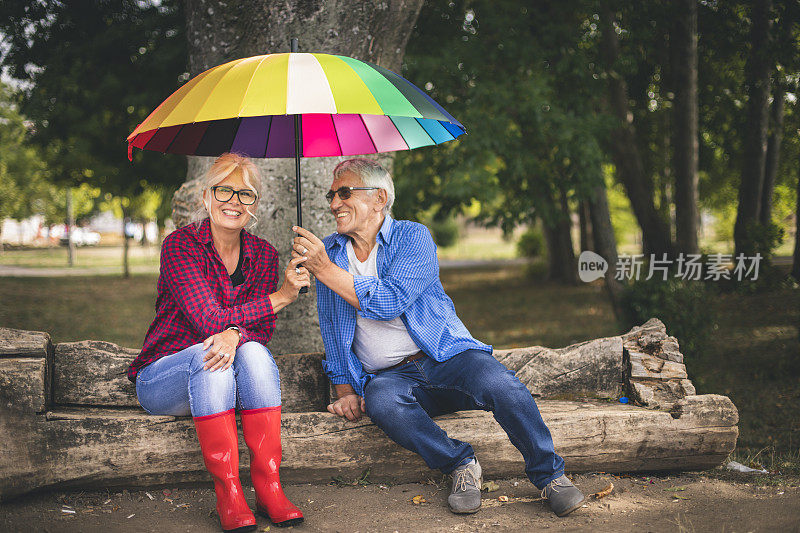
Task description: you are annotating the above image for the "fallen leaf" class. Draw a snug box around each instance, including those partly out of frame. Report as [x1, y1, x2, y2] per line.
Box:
[592, 483, 614, 499]
[663, 486, 687, 492]
[482, 481, 500, 492]
[672, 495, 690, 500]
[498, 496, 509, 502]
[412, 495, 427, 505]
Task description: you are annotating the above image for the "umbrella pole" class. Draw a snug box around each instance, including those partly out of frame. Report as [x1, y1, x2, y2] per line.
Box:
[292, 37, 309, 294]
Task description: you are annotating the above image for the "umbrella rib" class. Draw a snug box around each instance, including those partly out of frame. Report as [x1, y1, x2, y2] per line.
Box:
[237, 55, 270, 118]
[163, 124, 187, 153]
[414, 117, 438, 146]
[358, 114, 379, 155]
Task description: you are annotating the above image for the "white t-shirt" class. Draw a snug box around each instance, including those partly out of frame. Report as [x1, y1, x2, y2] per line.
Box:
[346, 240, 421, 372]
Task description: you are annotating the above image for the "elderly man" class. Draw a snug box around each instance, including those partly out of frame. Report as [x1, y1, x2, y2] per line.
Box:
[292, 158, 585, 517]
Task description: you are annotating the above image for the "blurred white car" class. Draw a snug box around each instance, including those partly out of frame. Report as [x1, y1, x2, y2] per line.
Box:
[60, 227, 101, 247]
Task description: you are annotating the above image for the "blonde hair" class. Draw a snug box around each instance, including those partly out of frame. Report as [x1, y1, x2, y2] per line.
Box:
[194, 153, 261, 229]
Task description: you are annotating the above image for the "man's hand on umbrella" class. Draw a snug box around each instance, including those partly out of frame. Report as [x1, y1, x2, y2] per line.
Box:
[292, 226, 330, 275]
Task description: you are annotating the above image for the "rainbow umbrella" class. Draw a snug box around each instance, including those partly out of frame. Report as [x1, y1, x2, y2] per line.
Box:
[127, 43, 465, 233]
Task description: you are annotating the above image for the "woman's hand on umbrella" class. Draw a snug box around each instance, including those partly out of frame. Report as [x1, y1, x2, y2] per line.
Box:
[280, 256, 311, 302]
[292, 226, 330, 275]
[202, 329, 240, 371]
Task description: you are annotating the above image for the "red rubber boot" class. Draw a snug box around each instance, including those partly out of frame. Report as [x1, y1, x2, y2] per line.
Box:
[240, 407, 304, 527]
[194, 410, 257, 532]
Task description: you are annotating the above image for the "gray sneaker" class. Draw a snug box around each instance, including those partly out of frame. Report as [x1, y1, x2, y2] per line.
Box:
[541, 474, 585, 517]
[448, 458, 482, 514]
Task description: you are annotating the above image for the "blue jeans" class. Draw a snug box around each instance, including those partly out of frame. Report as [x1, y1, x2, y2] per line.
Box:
[136, 342, 281, 418]
[363, 349, 565, 489]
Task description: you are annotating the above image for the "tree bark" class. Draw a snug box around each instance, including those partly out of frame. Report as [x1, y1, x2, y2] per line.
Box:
[671, 0, 700, 255]
[598, 6, 674, 258]
[734, 0, 773, 256]
[760, 82, 785, 226]
[0, 320, 739, 499]
[176, 0, 425, 355]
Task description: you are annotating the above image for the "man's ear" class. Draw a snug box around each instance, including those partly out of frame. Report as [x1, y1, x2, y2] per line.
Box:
[375, 189, 387, 212]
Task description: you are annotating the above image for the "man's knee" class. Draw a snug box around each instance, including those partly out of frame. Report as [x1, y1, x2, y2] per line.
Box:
[363, 377, 410, 420]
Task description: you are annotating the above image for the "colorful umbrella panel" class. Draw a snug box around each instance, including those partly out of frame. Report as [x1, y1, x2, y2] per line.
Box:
[128, 53, 465, 159]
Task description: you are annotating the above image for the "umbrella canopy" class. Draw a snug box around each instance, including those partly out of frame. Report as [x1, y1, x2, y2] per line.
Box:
[127, 52, 465, 160]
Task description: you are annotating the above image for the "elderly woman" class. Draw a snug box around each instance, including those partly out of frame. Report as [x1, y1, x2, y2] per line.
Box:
[127, 153, 306, 532]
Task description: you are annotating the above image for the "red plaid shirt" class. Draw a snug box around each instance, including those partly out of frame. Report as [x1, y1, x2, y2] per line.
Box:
[128, 218, 279, 382]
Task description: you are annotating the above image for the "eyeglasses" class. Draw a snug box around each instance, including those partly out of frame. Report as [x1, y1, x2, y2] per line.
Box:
[325, 186, 379, 203]
[210, 185, 257, 205]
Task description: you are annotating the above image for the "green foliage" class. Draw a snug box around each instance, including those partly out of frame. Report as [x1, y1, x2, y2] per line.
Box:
[427, 216, 460, 248]
[516, 227, 545, 258]
[0, 0, 188, 199]
[621, 276, 716, 359]
[395, 0, 606, 233]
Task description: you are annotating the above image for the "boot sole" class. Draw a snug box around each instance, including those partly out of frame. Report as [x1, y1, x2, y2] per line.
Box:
[256, 506, 304, 528]
[449, 505, 482, 515]
[555, 496, 586, 517]
[222, 525, 256, 533]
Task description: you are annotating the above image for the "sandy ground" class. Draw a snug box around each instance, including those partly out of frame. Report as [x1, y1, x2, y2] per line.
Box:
[2, 472, 799, 533]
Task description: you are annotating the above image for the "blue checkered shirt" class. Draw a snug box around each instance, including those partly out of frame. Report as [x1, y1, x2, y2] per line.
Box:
[316, 216, 492, 396]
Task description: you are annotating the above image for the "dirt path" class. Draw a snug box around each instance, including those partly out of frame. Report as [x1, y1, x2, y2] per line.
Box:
[2, 472, 798, 532]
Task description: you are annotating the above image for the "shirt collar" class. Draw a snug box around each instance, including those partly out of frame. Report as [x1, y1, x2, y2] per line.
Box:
[195, 217, 252, 268]
[327, 215, 394, 251]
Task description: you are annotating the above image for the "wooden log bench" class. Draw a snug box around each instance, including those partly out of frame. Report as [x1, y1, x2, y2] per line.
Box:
[0, 318, 738, 501]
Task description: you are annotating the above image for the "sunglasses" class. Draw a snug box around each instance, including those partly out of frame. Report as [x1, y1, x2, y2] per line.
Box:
[325, 186, 379, 203]
[210, 185, 257, 205]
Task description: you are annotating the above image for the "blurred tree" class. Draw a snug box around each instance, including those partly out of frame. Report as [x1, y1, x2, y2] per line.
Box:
[397, 0, 608, 283]
[597, 4, 674, 258]
[0, 83, 98, 247]
[0, 0, 188, 272]
[734, 0, 774, 257]
[671, 0, 700, 255]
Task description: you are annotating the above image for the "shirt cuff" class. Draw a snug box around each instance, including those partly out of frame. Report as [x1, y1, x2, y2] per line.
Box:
[352, 274, 378, 309]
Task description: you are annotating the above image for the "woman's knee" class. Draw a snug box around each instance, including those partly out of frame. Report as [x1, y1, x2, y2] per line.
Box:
[234, 342, 279, 378]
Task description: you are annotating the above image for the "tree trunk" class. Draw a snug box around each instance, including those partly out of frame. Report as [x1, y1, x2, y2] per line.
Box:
[671, 0, 700, 255]
[578, 200, 593, 253]
[66, 187, 75, 267]
[121, 207, 130, 279]
[0, 319, 739, 499]
[760, 82, 785, 226]
[598, 6, 674, 258]
[175, 0, 425, 355]
[588, 182, 624, 320]
[792, 169, 800, 281]
[734, 0, 773, 256]
[543, 190, 577, 284]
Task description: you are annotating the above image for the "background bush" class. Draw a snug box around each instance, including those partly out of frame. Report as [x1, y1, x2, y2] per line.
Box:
[621, 276, 717, 359]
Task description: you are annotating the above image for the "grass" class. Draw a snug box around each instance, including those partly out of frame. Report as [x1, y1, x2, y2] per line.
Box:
[0, 245, 160, 269]
[0, 256, 797, 461]
[0, 275, 158, 348]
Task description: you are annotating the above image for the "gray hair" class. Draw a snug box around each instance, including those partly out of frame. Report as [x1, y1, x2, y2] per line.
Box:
[333, 158, 394, 216]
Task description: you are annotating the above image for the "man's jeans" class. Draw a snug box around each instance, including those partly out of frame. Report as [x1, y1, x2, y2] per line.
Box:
[363, 349, 565, 489]
[136, 341, 281, 417]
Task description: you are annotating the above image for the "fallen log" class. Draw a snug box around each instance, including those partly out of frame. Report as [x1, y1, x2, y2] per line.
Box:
[0, 319, 738, 500]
